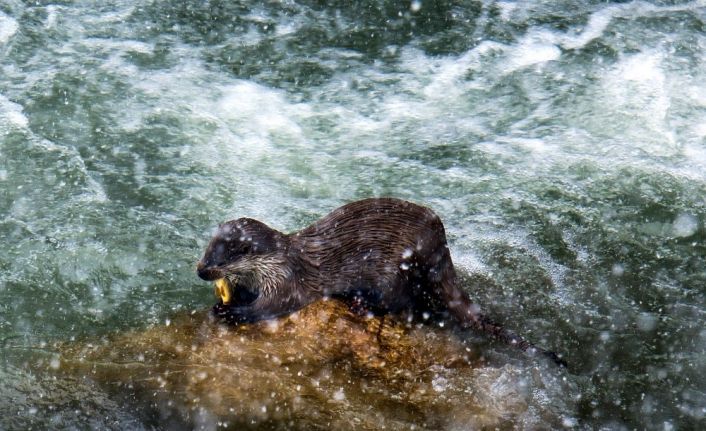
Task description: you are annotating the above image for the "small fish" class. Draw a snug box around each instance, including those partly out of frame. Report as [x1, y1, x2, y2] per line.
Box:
[214, 278, 231, 304]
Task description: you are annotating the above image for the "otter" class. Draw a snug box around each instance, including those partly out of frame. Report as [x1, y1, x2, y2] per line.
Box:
[197, 198, 565, 366]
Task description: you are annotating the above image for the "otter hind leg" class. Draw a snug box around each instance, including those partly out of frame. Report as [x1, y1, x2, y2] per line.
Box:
[336, 288, 382, 317]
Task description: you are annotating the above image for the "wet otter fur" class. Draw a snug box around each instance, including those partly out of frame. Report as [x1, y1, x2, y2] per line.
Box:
[197, 197, 565, 366]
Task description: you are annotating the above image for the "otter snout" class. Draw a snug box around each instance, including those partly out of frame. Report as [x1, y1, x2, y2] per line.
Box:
[196, 261, 224, 281]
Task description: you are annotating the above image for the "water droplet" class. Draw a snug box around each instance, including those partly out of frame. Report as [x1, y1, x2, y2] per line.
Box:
[333, 388, 345, 401]
[672, 213, 698, 238]
[49, 357, 60, 370]
[636, 312, 657, 332]
[432, 375, 448, 392]
[562, 417, 578, 427]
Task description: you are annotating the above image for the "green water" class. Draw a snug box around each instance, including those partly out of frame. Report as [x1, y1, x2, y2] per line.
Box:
[1, 0, 705, 429]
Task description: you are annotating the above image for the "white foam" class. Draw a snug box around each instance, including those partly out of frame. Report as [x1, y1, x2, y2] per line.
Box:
[32, 138, 108, 203]
[409, 29, 560, 96]
[672, 213, 699, 238]
[500, 0, 706, 68]
[44, 5, 59, 29]
[353, 150, 398, 164]
[502, 137, 550, 154]
[617, 52, 666, 84]
[129, 64, 312, 152]
[561, 6, 615, 50]
[495, 2, 518, 21]
[454, 250, 488, 275]
[0, 12, 18, 44]
[79, 38, 154, 77]
[111, 55, 324, 221]
[599, 50, 677, 154]
[553, 1, 706, 51]
[504, 29, 561, 73]
[607, 51, 670, 120]
[683, 143, 706, 172]
[0, 94, 28, 130]
[217, 81, 308, 137]
[418, 41, 503, 98]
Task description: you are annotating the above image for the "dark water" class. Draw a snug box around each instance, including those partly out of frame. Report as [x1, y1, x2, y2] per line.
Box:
[1, 0, 704, 429]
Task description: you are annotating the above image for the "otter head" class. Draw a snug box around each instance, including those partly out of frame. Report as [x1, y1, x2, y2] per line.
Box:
[197, 218, 287, 305]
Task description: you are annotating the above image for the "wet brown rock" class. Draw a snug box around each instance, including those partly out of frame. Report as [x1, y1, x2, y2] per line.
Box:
[48, 301, 565, 430]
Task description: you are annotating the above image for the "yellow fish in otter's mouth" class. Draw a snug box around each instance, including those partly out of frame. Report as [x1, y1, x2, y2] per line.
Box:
[214, 278, 232, 304]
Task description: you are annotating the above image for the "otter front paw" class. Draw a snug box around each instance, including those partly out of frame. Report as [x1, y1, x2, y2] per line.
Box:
[211, 302, 231, 319]
[348, 295, 369, 316]
[211, 303, 257, 325]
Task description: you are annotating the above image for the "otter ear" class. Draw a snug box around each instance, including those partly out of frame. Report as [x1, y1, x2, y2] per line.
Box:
[233, 217, 254, 230]
[238, 241, 252, 254]
[216, 220, 242, 241]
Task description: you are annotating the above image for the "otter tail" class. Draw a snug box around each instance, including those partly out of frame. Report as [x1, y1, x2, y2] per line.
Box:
[431, 249, 566, 367]
[465, 313, 567, 367]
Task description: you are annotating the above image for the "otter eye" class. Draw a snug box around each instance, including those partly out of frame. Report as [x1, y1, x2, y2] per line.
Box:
[230, 241, 250, 256]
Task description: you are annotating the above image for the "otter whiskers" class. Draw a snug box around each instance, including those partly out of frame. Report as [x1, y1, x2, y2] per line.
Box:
[222, 254, 291, 300]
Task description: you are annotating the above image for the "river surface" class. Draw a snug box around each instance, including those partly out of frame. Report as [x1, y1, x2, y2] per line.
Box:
[1, 1, 705, 429]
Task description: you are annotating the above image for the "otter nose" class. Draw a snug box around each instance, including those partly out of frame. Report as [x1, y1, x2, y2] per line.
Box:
[196, 261, 207, 279]
[196, 261, 222, 281]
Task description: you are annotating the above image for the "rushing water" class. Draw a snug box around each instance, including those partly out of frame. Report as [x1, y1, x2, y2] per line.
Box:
[1, 0, 705, 429]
